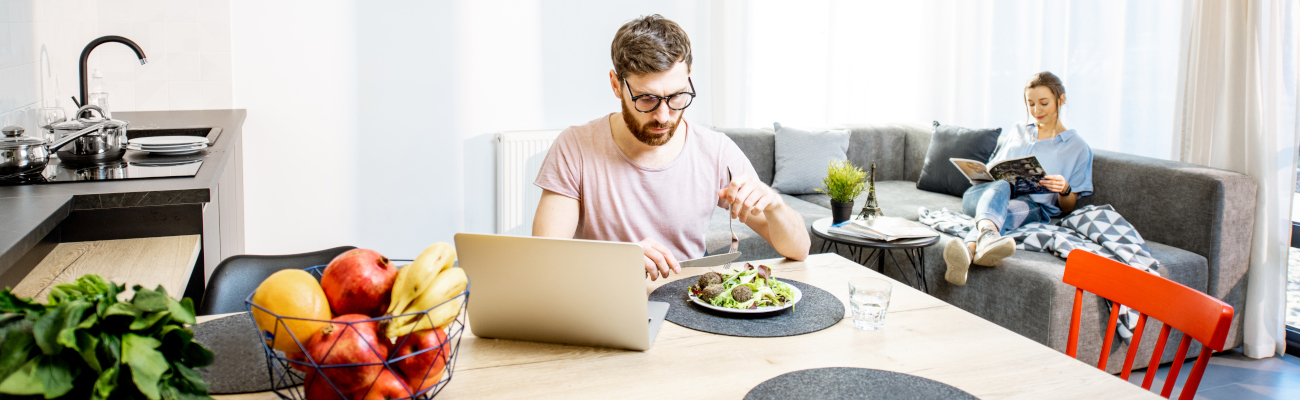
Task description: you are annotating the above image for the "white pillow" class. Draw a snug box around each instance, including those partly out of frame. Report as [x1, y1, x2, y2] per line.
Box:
[770, 122, 852, 195]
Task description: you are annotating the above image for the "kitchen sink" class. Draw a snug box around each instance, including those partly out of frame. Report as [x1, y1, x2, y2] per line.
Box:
[127, 127, 223, 145]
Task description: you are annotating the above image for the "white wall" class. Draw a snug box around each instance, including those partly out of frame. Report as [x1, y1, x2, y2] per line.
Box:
[235, 0, 710, 258]
[231, 0, 360, 255]
[0, 0, 232, 135]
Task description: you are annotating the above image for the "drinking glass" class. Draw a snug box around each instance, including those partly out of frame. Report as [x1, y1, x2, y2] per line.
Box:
[848, 277, 892, 330]
[37, 107, 66, 142]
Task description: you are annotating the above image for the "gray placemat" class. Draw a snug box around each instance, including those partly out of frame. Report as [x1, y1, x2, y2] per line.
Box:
[192, 314, 289, 394]
[648, 277, 843, 337]
[745, 367, 979, 400]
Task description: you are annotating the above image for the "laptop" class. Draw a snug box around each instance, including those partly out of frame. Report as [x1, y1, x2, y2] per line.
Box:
[453, 233, 670, 351]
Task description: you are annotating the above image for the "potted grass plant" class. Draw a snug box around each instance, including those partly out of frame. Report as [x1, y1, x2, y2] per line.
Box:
[817, 160, 867, 224]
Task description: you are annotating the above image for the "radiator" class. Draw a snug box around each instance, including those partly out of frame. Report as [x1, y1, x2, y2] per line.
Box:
[496, 130, 562, 235]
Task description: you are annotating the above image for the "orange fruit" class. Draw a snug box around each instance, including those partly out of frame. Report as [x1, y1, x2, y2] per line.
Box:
[250, 269, 332, 358]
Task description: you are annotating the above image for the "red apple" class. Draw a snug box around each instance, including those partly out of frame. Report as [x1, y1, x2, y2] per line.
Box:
[321, 249, 399, 317]
[306, 314, 390, 394]
[303, 369, 349, 400]
[389, 328, 449, 395]
[352, 369, 412, 400]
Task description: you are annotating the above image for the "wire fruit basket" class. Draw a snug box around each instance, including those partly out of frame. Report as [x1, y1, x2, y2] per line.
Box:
[244, 262, 470, 400]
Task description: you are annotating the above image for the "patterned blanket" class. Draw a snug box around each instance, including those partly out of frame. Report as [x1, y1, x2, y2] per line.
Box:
[919, 204, 1161, 341]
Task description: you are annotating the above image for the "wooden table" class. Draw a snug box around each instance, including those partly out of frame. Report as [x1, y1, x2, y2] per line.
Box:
[208, 253, 1160, 399]
[13, 235, 202, 301]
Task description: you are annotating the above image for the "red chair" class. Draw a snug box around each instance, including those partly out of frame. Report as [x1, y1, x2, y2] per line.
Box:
[1062, 249, 1234, 400]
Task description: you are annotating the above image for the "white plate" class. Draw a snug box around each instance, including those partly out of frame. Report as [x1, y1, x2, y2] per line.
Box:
[687, 282, 802, 314]
[127, 143, 206, 150]
[128, 145, 206, 152]
[128, 144, 207, 154]
[129, 136, 209, 146]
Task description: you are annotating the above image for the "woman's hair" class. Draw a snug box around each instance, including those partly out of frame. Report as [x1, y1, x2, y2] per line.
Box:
[1024, 71, 1066, 126]
[1024, 71, 1066, 107]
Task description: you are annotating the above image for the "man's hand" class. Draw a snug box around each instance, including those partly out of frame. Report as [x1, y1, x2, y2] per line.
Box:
[717, 174, 785, 223]
[1040, 174, 1070, 194]
[639, 238, 681, 281]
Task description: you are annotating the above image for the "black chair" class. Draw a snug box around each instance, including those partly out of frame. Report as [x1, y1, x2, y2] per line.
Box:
[198, 246, 356, 315]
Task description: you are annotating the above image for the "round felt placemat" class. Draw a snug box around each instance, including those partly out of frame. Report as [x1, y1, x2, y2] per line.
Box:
[648, 277, 843, 337]
[745, 367, 978, 400]
[192, 313, 289, 394]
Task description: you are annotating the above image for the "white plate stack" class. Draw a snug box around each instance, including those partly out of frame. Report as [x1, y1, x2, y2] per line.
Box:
[126, 136, 209, 154]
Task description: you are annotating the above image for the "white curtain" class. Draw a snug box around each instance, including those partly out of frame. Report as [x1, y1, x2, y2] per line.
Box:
[1173, 0, 1299, 358]
[709, 0, 1184, 160]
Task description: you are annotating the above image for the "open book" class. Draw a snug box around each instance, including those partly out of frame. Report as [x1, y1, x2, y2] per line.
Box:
[829, 216, 938, 242]
[950, 155, 1051, 196]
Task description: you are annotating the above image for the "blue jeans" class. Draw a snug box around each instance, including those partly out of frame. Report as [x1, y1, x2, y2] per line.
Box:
[960, 180, 1051, 243]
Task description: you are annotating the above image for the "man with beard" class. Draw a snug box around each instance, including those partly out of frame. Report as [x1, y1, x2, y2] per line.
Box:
[533, 15, 810, 280]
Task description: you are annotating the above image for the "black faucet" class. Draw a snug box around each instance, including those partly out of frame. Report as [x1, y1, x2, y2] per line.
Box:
[78, 35, 147, 110]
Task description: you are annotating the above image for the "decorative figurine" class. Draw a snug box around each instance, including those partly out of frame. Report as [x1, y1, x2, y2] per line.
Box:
[859, 162, 883, 220]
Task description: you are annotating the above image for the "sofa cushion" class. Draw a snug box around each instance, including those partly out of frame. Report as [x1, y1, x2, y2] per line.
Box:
[770, 123, 852, 195]
[796, 180, 965, 221]
[916, 122, 1001, 197]
[717, 127, 777, 185]
[841, 124, 911, 181]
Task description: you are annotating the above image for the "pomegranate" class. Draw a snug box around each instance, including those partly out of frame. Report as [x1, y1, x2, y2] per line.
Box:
[303, 369, 349, 400]
[321, 249, 399, 317]
[305, 314, 390, 394]
[352, 369, 413, 400]
[389, 328, 449, 394]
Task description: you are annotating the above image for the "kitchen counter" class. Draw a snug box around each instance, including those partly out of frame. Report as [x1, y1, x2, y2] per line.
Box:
[0, 109, 246, 293]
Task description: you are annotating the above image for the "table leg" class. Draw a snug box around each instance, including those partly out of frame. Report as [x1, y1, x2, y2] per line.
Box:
[884, 250, 916, 289]
[901, 247, 929, 293]
[859, 248, 882, 274]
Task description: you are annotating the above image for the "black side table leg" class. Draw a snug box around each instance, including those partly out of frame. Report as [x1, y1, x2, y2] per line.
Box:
[902, 248, 928, 293]
[861, 248, 882, 273]
[884, 250, 916, 289]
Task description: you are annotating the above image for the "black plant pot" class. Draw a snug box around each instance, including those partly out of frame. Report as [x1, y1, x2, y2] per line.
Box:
[831, 201, 855, 224]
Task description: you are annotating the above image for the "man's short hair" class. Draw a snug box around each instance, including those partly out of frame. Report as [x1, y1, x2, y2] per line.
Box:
[611, 14, 693, 79]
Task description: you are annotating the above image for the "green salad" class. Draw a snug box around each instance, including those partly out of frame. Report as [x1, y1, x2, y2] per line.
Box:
[688, 264, 796, 309]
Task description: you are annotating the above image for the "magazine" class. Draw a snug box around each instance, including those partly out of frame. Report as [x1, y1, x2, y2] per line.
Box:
[949, 155, 1051, 196]
[829, 216, 938, 242]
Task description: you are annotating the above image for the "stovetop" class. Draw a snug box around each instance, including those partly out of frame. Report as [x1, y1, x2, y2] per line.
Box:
[0, 153, 204, 186]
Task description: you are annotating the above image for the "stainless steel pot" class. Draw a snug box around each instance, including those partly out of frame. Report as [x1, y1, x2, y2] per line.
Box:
[50, 105, 129, 164]
[0, 121, 115, 179]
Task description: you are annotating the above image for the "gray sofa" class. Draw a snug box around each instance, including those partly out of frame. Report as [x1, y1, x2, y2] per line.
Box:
[705, 123, 1257, 373]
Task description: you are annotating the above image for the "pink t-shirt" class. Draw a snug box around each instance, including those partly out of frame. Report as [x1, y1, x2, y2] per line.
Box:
[534, 114, 758, 261]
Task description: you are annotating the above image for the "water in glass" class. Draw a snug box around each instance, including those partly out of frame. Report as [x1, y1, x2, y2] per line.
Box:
[849, 277, 892, 331]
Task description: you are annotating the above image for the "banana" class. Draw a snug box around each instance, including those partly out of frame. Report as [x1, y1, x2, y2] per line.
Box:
[387, 267, 467, 337]
[386, 243, 457, 315]
[388, 298, 462, 337]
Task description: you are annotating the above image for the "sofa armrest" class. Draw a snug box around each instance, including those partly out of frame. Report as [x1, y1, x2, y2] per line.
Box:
[1089, 149, 1257, 347]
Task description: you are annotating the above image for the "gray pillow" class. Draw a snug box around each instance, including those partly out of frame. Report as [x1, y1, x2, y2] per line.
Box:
[770, 122, 852, 195]
[915, 121, 1002, 197]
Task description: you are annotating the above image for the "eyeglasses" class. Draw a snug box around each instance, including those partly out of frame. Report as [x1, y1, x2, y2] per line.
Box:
[622, 77, 696, 113]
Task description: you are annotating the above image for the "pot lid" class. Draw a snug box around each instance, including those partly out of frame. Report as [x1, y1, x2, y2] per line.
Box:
[0, 126, 46, 149]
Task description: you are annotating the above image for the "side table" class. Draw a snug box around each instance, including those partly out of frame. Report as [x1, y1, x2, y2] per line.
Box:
[811, 217, 939, 293]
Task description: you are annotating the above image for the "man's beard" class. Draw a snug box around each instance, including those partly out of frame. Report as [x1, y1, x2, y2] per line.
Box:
[621, 101, 683, 147]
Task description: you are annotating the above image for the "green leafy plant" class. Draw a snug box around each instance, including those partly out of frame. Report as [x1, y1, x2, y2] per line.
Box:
[816, 160, 867, 203]
[0, 274, 214, 400]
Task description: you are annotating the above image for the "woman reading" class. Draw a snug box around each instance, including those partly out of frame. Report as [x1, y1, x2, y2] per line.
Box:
[943, 71, 1095, 286]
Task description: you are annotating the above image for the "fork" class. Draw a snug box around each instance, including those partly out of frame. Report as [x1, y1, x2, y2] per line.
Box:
[726, 168, 739, 268]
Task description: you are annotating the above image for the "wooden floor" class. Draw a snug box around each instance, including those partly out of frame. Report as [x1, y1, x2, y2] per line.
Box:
[1127, 349, 1300, 399]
